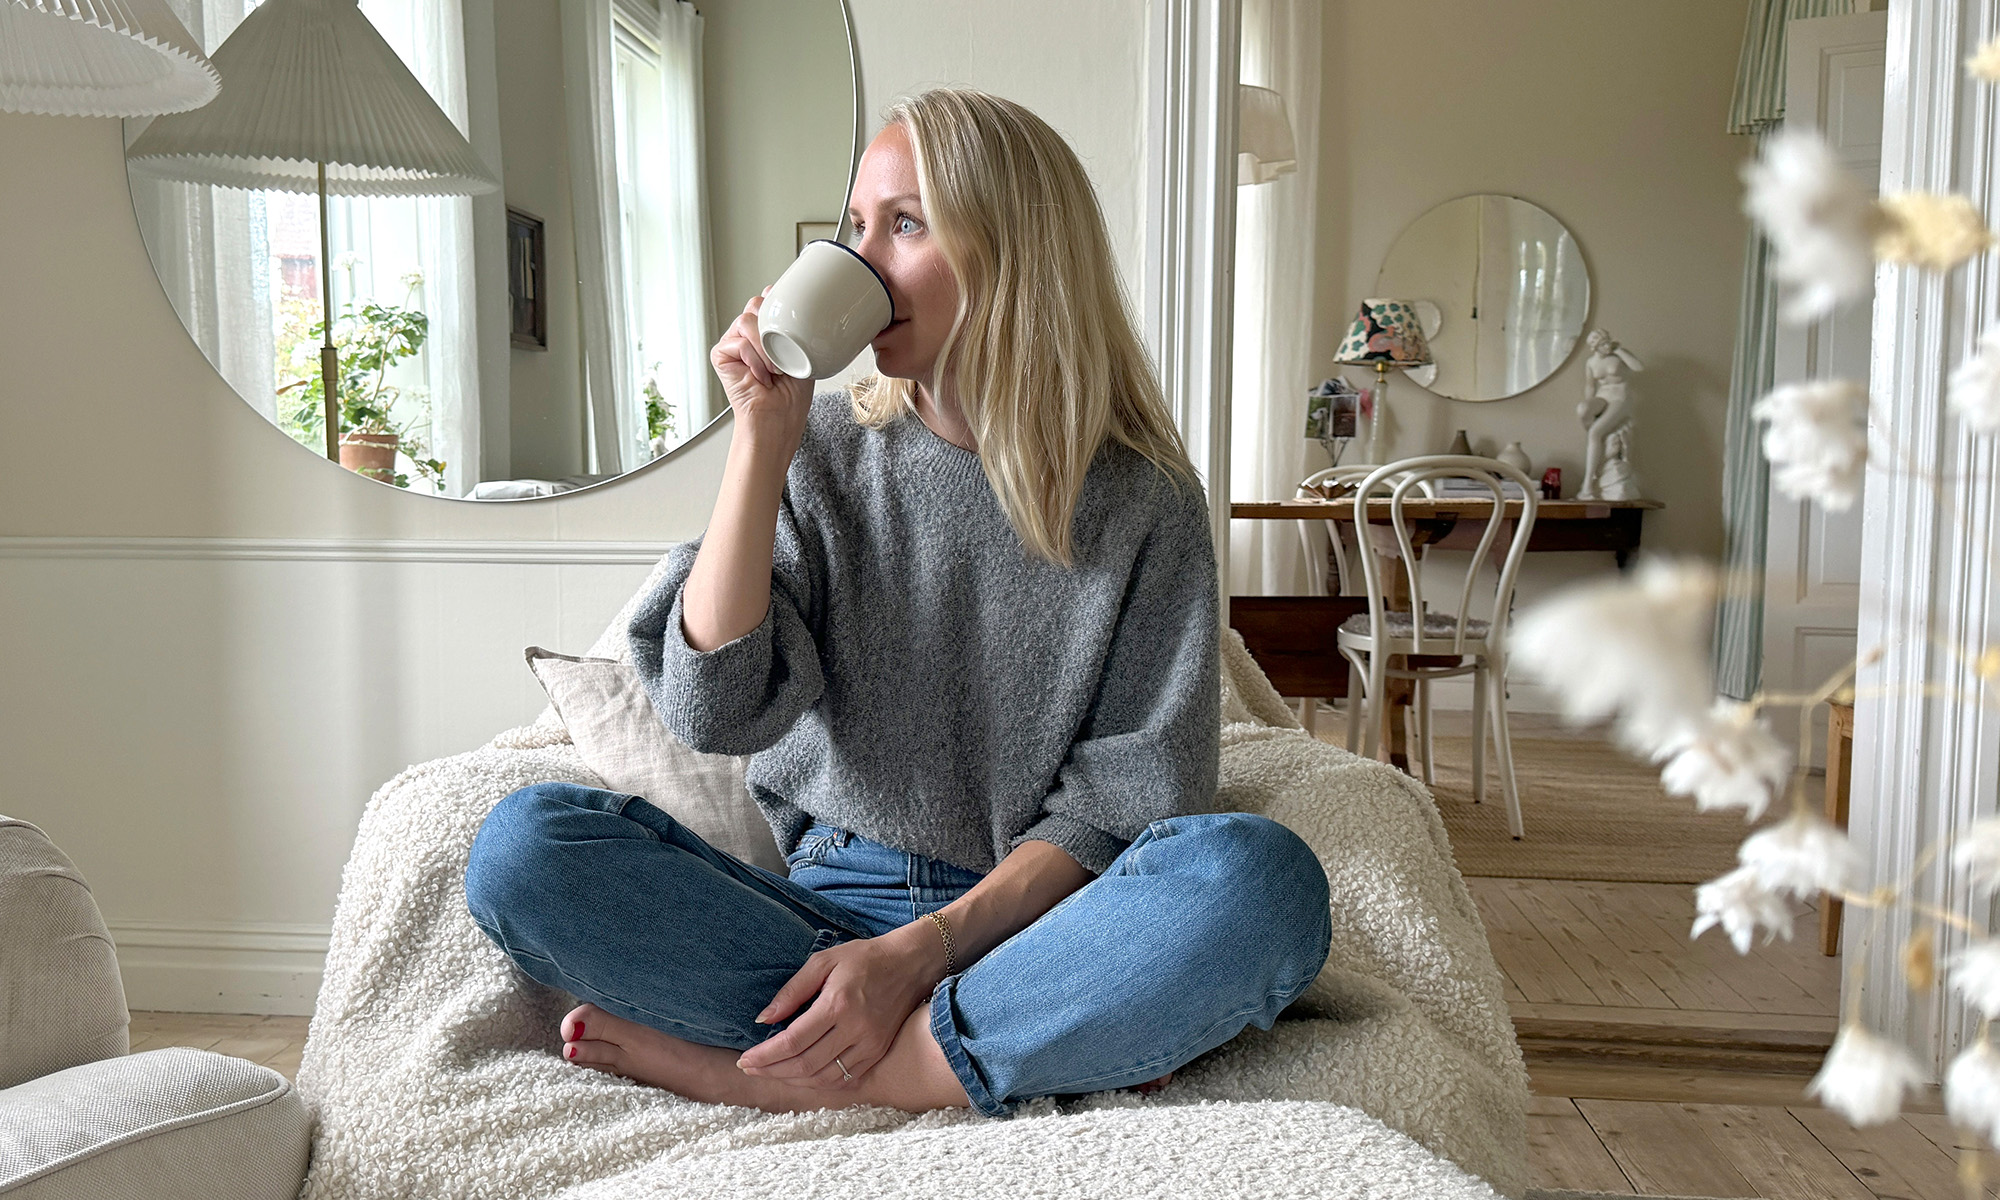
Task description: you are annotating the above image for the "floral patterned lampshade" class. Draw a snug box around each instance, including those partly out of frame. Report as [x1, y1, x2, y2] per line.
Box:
[1334, 298, 1434, 368]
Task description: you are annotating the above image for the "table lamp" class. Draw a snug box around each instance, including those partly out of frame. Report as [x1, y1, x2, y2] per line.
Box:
[0, 0, 218, 116]
[125, 0, 497, 463]
[1333, 299, 1433, 463]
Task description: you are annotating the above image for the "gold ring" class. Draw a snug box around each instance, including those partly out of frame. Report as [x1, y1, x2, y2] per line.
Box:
[836, 1057, 852, 1081]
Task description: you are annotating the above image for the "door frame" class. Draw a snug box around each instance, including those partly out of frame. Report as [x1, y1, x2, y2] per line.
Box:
[1142, 0, 1241, 611]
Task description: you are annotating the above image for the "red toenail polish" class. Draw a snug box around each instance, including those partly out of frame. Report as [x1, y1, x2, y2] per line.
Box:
[575, 1022, 585, 1037]
[565, 1045, 576, 1059]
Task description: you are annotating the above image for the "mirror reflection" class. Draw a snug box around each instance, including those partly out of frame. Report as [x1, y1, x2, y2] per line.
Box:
[1374, 193, 1590, 403]
[127, 0, 856, 499]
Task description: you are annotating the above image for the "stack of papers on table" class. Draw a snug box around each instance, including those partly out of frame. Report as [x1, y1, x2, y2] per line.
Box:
[1431, 479, 1529, 499]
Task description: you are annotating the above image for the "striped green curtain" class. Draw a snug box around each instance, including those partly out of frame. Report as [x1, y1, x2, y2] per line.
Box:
[1714, 213, 1777, 700]
[1728, 0, 1853, 134]
[1713, 0, 1851, 699]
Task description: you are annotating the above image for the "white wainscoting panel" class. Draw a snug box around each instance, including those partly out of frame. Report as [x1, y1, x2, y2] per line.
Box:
[0, 538, 666, 1014]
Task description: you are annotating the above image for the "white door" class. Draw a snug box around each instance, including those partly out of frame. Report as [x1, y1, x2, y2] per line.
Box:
[1761, 11, 1886, 767]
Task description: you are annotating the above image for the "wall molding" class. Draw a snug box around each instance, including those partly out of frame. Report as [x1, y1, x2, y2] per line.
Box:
[109, 920, 331, 1017]
[0, 536, 675, 565]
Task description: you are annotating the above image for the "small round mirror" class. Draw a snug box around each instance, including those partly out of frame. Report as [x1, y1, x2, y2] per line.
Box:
[125, 0, 858, 500]
[1375, 194, 1590, 403]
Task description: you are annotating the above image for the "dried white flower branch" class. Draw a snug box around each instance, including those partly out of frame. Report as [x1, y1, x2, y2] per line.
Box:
[1500, 55, 2000, 1149]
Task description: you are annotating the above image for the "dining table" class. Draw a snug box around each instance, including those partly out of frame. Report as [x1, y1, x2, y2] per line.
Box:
[1226, 495, 1664, 771]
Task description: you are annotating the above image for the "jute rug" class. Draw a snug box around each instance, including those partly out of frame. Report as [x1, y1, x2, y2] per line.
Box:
[1311, 717, 1765, 884]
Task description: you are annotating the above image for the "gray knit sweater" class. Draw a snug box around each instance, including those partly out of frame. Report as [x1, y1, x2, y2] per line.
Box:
[628, 391, 1219, 876]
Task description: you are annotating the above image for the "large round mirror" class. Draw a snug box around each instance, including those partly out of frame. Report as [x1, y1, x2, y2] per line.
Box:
[125, 0, 857, 499]
[1375, 194, 1590, 403]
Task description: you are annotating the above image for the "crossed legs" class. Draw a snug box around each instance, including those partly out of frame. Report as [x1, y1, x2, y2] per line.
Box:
[465, 784, 1331, 1118]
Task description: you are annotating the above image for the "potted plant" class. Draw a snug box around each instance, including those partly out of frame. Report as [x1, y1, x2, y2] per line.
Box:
[644, 364, 678, 460]
[276, 274, 448, 491]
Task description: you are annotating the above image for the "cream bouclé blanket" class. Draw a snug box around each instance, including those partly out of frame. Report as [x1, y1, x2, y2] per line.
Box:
[296, 605, 1528, 1198]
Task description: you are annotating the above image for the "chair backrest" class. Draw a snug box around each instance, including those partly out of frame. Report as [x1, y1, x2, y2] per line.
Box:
[1346, 455, 1540, 657]
[1295, 466, 1436, 596]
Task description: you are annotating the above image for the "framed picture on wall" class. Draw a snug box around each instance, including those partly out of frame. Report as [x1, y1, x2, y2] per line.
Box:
[796, 221, 841, 255]
[507, 207, 547, 350]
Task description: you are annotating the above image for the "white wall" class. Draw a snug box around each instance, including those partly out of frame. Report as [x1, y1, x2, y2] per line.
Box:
[1295, 0, 1750, 710]
[0, 0, 1150, 1014]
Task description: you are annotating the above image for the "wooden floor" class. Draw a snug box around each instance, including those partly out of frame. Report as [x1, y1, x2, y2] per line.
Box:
[132, 711, 1970, 1198]
[1305, 706, 1970, 1198]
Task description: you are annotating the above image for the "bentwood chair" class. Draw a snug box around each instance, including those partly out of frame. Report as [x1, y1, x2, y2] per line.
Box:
[1295, 466, 1439, 598]
[1336, 456, 1539, 838]
[1291, 467, 1434, 733]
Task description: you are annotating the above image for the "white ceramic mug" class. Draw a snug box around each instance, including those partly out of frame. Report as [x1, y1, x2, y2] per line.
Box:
[756, 239, 894, 380]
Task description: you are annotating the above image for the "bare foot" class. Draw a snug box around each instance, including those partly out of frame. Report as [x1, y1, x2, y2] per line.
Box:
[558, 1003, 968, 1114]
[1134, 1070, 1174, 1095]
[559, 1003, 795, 1108]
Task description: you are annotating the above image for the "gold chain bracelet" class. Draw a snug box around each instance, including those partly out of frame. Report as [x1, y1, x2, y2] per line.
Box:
[925, 910, 957, 976]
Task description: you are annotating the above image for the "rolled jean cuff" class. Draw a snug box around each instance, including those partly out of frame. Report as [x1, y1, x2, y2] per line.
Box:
[928, 975, 1013, 1118]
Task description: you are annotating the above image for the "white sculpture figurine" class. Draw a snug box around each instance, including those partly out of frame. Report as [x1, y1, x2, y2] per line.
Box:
[1577, 328, 1643, 501]
[1595, 426, 1642, 500]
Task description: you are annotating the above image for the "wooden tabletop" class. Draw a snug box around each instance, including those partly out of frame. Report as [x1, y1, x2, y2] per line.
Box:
[1229, 497, 1665, 520]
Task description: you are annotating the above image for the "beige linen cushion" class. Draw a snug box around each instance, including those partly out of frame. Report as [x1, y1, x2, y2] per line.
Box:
[524, 648, 786, 873]
[0, 1048, 311, 1199]
[0, 818, 128, 1091]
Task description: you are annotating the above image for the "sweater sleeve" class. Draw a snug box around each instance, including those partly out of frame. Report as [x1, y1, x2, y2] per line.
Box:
[626, 487, 825, 756]
[1011, 476, 1222, 874]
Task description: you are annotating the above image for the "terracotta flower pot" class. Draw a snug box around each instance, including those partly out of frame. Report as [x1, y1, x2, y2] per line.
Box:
[339, 431, 399, 481]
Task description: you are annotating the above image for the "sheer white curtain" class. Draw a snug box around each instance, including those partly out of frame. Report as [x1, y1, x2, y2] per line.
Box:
[651, 1, 714, 447]
[1227, 0, 1322, 596]
[565, 0, 711, 473]
[128, 0, 273, 420]
[356, 0, 482, 495]
[563, 0, 637, 474]
[364, 0, 481, 495]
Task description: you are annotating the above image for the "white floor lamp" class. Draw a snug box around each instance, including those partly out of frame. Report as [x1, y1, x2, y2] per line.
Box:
[125, 0, 497, 464]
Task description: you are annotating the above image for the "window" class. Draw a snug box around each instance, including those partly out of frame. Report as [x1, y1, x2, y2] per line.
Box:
[609, 0, 709, 461]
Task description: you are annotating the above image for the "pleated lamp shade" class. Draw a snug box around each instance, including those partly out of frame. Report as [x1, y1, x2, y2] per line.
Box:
[0, 0, 220, 117]
[1237, 84, 1296, 186]
[124, 0, 495, 196]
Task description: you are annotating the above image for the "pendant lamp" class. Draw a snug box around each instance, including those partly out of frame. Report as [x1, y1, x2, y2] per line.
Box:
[125, 0, 498, 463]
[0, 0, 220, 116]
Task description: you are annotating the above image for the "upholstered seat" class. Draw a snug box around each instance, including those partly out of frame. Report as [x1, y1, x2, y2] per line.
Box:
[0, 1049, 310, 1199]
[1339, 610, 1492, 642]
[0, 818, 313, 1200]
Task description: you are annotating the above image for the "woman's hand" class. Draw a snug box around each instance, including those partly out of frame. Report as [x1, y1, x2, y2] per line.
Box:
[711, 293, 814, 451]
[735, 924, 946, 1090]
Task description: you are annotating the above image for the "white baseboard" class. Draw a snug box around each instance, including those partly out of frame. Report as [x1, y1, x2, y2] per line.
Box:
[109, 921, 328, 1016]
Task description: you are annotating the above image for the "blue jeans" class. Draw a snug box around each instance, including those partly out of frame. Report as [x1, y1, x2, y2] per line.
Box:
[464, 782, 1331, 1117]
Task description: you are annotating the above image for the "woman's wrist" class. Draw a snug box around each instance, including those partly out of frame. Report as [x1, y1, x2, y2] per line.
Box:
[884, 917, 952, 989]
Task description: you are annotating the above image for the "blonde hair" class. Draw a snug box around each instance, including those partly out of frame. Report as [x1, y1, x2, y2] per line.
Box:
[848, 88, 1199, 566]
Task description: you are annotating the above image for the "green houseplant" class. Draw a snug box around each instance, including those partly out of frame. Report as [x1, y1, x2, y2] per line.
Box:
[276, 273, 447, 490]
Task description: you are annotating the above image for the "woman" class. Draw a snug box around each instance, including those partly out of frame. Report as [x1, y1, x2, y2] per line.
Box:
[465, 88, 1331, 1119]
